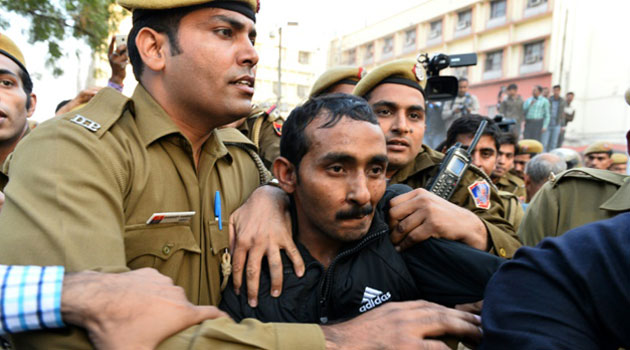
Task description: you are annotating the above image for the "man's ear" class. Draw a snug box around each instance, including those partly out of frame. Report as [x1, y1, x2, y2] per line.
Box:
[26, 93, 37, 118]
[135, 27, 168, 74]
[273, 157, 297, 194]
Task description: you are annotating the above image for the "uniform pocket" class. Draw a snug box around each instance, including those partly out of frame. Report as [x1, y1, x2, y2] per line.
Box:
[124, 224, 201, 277]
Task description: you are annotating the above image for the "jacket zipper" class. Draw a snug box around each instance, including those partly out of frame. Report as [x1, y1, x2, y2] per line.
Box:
[318, 226, 388, 323]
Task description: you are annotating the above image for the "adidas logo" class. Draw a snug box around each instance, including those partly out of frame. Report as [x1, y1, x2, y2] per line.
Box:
[359, 286, 391, 313]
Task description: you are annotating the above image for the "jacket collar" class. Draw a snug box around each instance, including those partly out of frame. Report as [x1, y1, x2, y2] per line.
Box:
[389, 145, 441, 184]
[600, 177, 630, 212]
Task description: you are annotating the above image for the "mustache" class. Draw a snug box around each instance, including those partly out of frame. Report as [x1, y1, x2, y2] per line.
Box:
[335, 204, 374, 220]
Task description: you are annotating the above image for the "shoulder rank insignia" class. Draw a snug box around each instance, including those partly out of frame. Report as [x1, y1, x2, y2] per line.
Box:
[70, 115, 101, 132]
[468, 180, 491, 209]
[272, 121, 283, 136]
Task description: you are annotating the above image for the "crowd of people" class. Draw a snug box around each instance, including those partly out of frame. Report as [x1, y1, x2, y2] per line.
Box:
[0, 0, 629, 349]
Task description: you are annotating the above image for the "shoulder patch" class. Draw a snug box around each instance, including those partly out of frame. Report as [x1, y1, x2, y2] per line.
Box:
[468, 180, 491, 209]
[70, 115, 101, 132]
[272, 120, 283, 136]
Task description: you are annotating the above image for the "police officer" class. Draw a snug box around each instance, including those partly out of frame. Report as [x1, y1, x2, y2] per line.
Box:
[610, 153, 628, 174]
[584, 141, 614, 170]
[492, 132, 526, 202]
[353, 59, 520, 258]
[512, 139, 543, 179]
[0, 33, 37, 191]
[234, 104, 283, 170]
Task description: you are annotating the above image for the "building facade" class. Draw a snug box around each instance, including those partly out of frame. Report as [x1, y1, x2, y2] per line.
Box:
[327, 0, 630, 145]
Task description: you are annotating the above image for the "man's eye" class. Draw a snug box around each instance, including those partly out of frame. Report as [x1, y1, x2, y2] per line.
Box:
[375, 109, 391, 116]
[216, 28, 233, 37]
[368, 166, 384, 176]
[409, 112, 424, 121]
[0, 79, 14, 87]
[328, 165, 343, 173]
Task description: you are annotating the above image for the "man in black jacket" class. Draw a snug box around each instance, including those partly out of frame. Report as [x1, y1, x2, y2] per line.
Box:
[220, 94, 502, 330]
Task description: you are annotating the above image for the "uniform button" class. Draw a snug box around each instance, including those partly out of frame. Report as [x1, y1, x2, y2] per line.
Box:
[162, 245, 172, 255]
[499, 248, 507, 257]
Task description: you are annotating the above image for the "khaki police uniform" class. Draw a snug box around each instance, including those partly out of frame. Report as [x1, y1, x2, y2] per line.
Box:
[238, 106, 282, 169]
[519, 167, 630, 246]
[497, 190, 524, 230]
[0, 86, 324, 349]
[495, 172, 526, 201]
[389, 145, 522, 258]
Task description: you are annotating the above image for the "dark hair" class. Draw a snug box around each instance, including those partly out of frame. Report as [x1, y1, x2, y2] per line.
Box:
[18, 68, 33, 110]
[280, 93, 378, 169]
[444, 115, 501, 152]
[534, 85, 543, 93]
[552, 84, 561, 90]
[55, 99, 71, 113]
[507, 83, 517, 90]
[498, 131, 518, 148]
[127, 5, 209, 81]
[566, 91, 574, 97]
[459, 77, 469, 84]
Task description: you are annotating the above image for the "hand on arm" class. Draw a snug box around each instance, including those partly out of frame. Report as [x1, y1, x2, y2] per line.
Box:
[55, 87, 102, 116]
[61, 268, 227, 350]
[229, 185, 304, 307]
[387, 188, 488, 251]
[321, 300, 481, 350]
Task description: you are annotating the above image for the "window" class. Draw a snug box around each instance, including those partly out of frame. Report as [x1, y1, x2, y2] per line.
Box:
[364, 43, 374, 64]
[382, 36, 394, 58]
[456, 10, 472, 31]
[488, 0, 507, 28]
[403, 28, 416, 52]
[298, 51, 311, 64]
[527, 0, 548, 8]
[520, 41, 544, 74]
[483, 50, 503, 80]
[524, 0, 548, 17]
[297, 85, 309, 98]
[490, 0, 506, 19]
[345, 48, 356, 65]
[428, 19, 442, 43]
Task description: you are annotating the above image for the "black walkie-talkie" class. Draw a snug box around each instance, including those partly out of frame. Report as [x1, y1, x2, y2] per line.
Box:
[427, 120, 488, 200]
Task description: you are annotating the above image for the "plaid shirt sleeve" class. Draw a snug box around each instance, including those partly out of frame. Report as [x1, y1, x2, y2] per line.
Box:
[0, 265, 65, 334]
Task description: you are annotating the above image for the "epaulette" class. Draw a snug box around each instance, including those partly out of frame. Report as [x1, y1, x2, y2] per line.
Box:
[60, 87, 131, 139]
[216, 128, 272, 184]
[498, 190, 518, 201]
[551, 167, 627, 187]
[468, 164, 495, 187]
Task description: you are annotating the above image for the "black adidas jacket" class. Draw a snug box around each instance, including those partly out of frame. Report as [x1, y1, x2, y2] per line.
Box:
[219, 185, 503, 324]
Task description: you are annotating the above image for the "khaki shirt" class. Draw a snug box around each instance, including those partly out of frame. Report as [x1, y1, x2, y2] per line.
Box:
[498, 190, 525, 230]
[0, 126, 30, 191]
[238, 107, 283, 170]
[389, 145, 521, 258]
[0, 86, 324, 349]
[519, 168, 630, 246]
[495, 172, 526, 202]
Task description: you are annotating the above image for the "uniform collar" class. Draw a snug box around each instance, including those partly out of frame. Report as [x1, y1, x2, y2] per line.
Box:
[600, 177, 630, 212]
[389, 145, 440, 184]
[131, 84, 232, 162]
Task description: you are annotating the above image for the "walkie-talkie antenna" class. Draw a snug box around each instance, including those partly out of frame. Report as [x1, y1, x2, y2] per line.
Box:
[466, 120, 488, 156]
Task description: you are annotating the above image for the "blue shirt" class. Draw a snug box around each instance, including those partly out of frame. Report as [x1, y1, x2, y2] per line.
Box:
[0, 265, 65, 334]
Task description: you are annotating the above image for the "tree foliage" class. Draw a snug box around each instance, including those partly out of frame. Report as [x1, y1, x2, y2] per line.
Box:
[0, 0, 127, 76]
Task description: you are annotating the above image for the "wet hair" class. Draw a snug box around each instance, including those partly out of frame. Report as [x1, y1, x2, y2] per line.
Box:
[281, 93, 378, 169]
[444, 115, 501, 152]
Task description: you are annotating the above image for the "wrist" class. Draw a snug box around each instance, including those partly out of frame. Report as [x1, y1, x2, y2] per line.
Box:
[461, 215, 488, 251]
[322, 325, 344, 350]
[61, 271, 103, 330]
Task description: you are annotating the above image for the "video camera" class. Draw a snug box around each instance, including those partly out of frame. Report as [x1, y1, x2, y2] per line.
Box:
[418, 53, 477, 101]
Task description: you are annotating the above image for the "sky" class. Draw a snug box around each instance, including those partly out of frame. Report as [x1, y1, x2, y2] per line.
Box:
[4, 0, 426, 122]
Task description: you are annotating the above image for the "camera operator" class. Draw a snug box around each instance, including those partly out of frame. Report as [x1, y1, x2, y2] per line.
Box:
[442, 77, 480, 130]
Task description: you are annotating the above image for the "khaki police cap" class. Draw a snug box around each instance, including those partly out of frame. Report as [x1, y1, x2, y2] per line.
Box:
[517, 139, 543, 155]
[118, 0, 258, 13]
[611, 153, 627, 164]
[584, 141, 613, 156]
[0, 33, 27, 75]
[309, 66, 366, 98]
[353, 58, 426, 98]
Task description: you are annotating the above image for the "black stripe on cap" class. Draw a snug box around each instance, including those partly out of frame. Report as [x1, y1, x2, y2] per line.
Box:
[379, 76, 425, 97]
